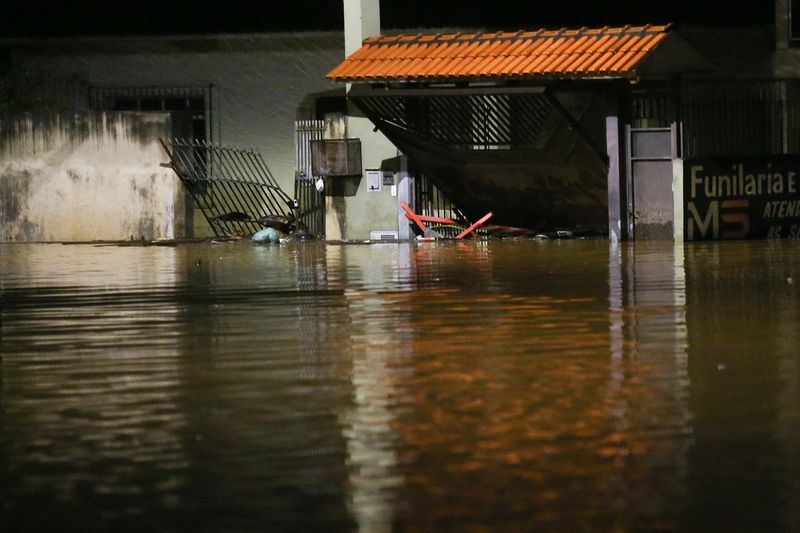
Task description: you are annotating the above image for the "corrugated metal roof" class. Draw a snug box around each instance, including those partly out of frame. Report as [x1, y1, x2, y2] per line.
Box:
[328, 24, 671, 82]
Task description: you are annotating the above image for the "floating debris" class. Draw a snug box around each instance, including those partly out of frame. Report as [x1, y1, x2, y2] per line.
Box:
[257, 214, 293, 233]
[212, 211, 251, 222]
[252, 227, 281, 243]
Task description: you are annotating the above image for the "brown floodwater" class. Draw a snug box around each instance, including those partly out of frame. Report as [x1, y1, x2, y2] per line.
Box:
[1, 239, 799, 531]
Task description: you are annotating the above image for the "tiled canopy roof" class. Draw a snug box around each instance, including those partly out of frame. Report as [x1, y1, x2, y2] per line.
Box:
[328, 24, 671, 82]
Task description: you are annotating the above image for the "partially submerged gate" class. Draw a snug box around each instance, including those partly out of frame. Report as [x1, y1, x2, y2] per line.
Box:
[160, 139, 297, 237]
[294, 120, 326, 237]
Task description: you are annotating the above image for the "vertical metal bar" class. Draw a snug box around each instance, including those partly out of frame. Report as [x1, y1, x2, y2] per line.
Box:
[165, 139, 223, 237]
[251, 148, 292, 203]
[220, 145, 269, 217]
[199, 142, 246, 235]
[207, 84, 214, 142]
[208, 143, 259, 234]
[624, 124, 634, 240]
[235, 148, 285, 217]
[239, 148, 285, 223]
[184, 139, 225, 234]
[237, 149, 282, 222]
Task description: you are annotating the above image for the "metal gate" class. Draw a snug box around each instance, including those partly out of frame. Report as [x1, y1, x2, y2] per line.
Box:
[625, 125, 678, 240]
[161, 139, 296, 237]
[294, 120, 326, 237]
[414, 173, 464, 226]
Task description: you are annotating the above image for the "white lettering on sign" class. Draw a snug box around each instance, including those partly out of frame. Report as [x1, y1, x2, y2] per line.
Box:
[690, 163, 798, 199]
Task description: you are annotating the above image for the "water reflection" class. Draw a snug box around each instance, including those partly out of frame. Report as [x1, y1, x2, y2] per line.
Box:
[1, 245, 188, 530]
[606, 242, 691, 530]
[1, 240, 799, 530]
[327, 245, 410, 533]
[683, 242, 800, 531]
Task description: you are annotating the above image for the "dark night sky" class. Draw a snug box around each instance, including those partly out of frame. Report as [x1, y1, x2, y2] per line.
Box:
[0, 0, 775, 38]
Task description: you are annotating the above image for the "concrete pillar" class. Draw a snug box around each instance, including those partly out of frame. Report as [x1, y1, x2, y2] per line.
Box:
[344, 0, 380, 57]
[606, 95, 624, 242]
[324, 112, 348, 241]
[396, 154, 414, 240]
[776, 0, 789, 50]
[332, 0, 398, 241]
[672, 158, 684, 241]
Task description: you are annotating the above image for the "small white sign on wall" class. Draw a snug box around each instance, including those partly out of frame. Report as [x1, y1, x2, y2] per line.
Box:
[365, 169, 381, 192]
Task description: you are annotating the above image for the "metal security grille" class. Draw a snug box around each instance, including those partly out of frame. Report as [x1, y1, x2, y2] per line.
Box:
[353, 91, 553, 150]
[295, 120, 325, 182]
[294, 120, 325, 237]
[682, 79, 800, 158]
[89, 84, 213, 141]
[161, 139, 295, 237]
[628, 91, 677, 129]
[414, 173, 464, 226]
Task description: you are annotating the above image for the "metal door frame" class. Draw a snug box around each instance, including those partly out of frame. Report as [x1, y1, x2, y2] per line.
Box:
[624, 123, 679, 239]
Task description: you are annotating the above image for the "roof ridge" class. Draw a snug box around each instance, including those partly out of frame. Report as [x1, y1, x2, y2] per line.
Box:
[334, 23, 673, 82]
[364, 23, 670, 47]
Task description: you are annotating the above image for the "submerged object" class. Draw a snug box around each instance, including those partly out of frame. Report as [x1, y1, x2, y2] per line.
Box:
[212, 211, 250, 222]
[256, 214, 293, 233]
[251, 227, 280, 243]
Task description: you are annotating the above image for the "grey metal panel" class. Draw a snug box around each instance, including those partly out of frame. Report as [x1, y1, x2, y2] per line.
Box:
[606, 113, 622, 242]
[631, 128, 673, 159]
[628, 125, 676, 240]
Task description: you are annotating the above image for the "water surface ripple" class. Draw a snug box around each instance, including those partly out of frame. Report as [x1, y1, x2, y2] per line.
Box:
[1, 240, 799, 531]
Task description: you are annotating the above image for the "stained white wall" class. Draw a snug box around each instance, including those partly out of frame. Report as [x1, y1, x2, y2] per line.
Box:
[11, 33, 345, 197]
[0, 112, 186, 242]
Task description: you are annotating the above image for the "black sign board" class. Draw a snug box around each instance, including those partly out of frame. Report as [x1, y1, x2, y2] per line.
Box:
[684, 157, 800, 240]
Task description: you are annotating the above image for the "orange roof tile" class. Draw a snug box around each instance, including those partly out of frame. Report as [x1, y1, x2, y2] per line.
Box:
[328, 24, 671, 82]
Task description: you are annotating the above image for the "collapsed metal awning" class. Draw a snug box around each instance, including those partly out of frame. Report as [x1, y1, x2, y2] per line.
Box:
[344, 85, 610, 229]
[349, 84, 608, 163]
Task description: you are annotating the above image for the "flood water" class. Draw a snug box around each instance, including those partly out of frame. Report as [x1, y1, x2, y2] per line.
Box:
[1, 239, 799, 531]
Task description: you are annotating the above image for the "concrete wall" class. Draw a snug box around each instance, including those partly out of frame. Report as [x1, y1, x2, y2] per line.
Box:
[324, 107, 404, 241]
[9, 33, 345, 199]
[322, 108, 405, 241]
[775, 0, 800, 76]
[330, 0, 415, 241]
[0, 111, 187, 242]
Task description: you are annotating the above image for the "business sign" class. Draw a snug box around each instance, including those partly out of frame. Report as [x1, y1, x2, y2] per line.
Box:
[684, 157, 800, 240]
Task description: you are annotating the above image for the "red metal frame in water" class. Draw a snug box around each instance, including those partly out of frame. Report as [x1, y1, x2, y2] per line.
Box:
[401, 201, 492, 239]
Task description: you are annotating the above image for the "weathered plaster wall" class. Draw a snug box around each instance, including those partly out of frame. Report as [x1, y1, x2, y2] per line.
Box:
[322, 109, 407, 241]
[0, 112, 186, 242]
[344, 111, 402, 240]
[11, 33, 345, 198]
